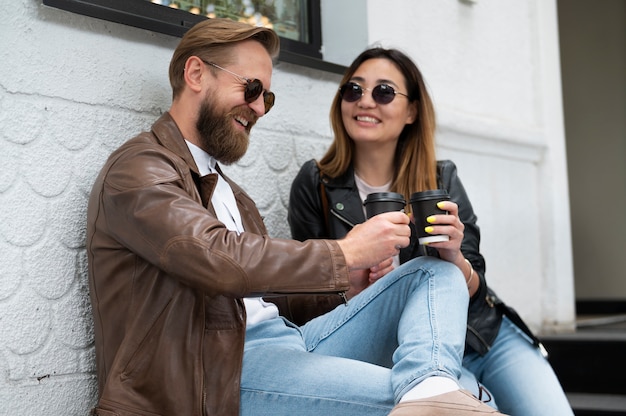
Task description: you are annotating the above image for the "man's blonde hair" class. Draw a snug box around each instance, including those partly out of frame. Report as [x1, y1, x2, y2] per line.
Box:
[169, 18, 280, 99]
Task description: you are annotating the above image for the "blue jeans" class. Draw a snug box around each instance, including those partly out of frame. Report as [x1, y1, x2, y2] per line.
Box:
[462, 316, 574, 415]
[240, 257, 469, 416]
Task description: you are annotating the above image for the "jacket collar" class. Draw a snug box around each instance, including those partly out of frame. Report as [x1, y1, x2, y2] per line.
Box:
[319, 164, 367, 229]
[151, 112, 201, 177]
[150, 111, 233, 184]
[322, 163, 358, 190]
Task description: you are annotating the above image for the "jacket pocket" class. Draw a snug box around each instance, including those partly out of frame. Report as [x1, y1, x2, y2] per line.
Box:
[120, 299, 173, 381]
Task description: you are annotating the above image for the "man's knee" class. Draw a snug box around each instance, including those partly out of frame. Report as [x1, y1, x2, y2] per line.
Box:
[402, 256, 466, 291]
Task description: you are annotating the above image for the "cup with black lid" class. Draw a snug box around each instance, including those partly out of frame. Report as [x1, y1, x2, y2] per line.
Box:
[410, 189, 451, 244]
[363, 192, 406, 219]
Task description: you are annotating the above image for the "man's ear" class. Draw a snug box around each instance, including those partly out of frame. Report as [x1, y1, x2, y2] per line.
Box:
[184, 56, 206, 93]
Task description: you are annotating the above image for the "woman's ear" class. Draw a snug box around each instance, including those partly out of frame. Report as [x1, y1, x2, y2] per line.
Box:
[405, 101, 418, 125]
[183, 56, 205, 93]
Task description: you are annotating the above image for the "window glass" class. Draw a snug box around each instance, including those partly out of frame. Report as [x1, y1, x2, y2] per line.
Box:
[148, 0, 308, 43]
[42, 0, 344, 71]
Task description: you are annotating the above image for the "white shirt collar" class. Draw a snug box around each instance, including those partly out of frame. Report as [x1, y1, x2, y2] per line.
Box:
[185, 140, 217, 176]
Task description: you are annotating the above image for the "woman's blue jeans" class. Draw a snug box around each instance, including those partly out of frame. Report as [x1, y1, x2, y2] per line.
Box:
[240, 256, 469, 416]
[462, 316, 574, 415]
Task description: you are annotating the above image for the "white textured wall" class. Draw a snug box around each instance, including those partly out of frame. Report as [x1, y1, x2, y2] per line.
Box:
[0, 1, 176, 413]
[0, 0, 574, 414]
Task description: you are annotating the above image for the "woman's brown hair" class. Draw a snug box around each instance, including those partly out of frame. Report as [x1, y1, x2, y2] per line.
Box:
[318, 47, 438, 205]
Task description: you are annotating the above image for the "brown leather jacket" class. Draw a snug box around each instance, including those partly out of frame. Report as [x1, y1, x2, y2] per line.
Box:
[87, 112, 349, 416]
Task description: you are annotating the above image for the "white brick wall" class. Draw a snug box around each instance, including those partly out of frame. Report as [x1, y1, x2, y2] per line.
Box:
[0, 0, 574, 414]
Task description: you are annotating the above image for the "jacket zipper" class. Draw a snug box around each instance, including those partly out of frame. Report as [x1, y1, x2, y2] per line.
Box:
[202, 389, 207, 416]
[330, 209, 356, 228]
[202, 300, 207, 416]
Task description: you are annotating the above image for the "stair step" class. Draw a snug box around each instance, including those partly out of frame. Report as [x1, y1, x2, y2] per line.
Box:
[541, 327, 626, 395]
[568, 393, 626, 416]
[548, 306, 626, 414]
[541, 314, 626, 395]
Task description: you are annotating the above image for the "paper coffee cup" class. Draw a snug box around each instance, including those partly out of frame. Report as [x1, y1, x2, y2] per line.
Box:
[410, 189, 451, 245]
[363, 192, 406, 219]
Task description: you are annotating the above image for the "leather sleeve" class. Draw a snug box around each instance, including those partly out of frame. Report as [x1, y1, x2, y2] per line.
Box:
[438, 160, 486, 296]
[438, 160, 502, 354]
[96, 147, 349, 298]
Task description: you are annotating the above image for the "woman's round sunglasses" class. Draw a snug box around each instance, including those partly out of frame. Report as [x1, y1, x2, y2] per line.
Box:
[202, 60, 275, 114]
[339, 82, 409, 105]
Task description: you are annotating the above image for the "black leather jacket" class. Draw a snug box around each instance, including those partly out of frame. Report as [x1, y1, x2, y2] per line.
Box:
[288, 158, 504, 355]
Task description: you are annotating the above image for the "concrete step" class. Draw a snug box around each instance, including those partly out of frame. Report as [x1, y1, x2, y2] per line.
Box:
[540, 310, 626, 414]
[541, 316, 626, 396]
[567, 393, 626, 416]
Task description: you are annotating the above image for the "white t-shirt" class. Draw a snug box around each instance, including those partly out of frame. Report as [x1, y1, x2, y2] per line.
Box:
[186, 141, 279, 325]
[354, 173, 400, 269]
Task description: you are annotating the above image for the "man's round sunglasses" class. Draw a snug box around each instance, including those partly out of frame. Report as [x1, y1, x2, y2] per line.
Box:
[339, 82, 409, 105]
[201, 59, 275, 114]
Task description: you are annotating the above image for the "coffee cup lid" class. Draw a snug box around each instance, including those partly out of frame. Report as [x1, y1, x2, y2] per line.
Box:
[409, 189, 449, 203]
[364, 192, 406, 204]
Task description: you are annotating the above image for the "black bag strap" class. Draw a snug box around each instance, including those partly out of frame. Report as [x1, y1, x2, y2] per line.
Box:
[316, 161, 330, 234]
[492, 297, 549, 358]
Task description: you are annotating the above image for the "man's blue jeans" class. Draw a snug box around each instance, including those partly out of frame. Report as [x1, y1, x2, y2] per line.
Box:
[240, 257, 469, 416]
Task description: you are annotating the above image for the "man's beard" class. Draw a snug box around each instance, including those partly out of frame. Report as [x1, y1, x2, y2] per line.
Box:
[195, 95, 254, 165]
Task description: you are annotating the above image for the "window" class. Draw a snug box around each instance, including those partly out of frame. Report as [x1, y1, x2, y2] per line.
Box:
[42, 0, 343, 72]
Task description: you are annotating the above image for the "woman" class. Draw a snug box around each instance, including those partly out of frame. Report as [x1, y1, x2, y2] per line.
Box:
[288, 47, 573, 415]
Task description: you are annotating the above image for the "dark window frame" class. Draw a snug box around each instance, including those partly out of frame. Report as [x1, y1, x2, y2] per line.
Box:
[42, 0, 345, 73]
